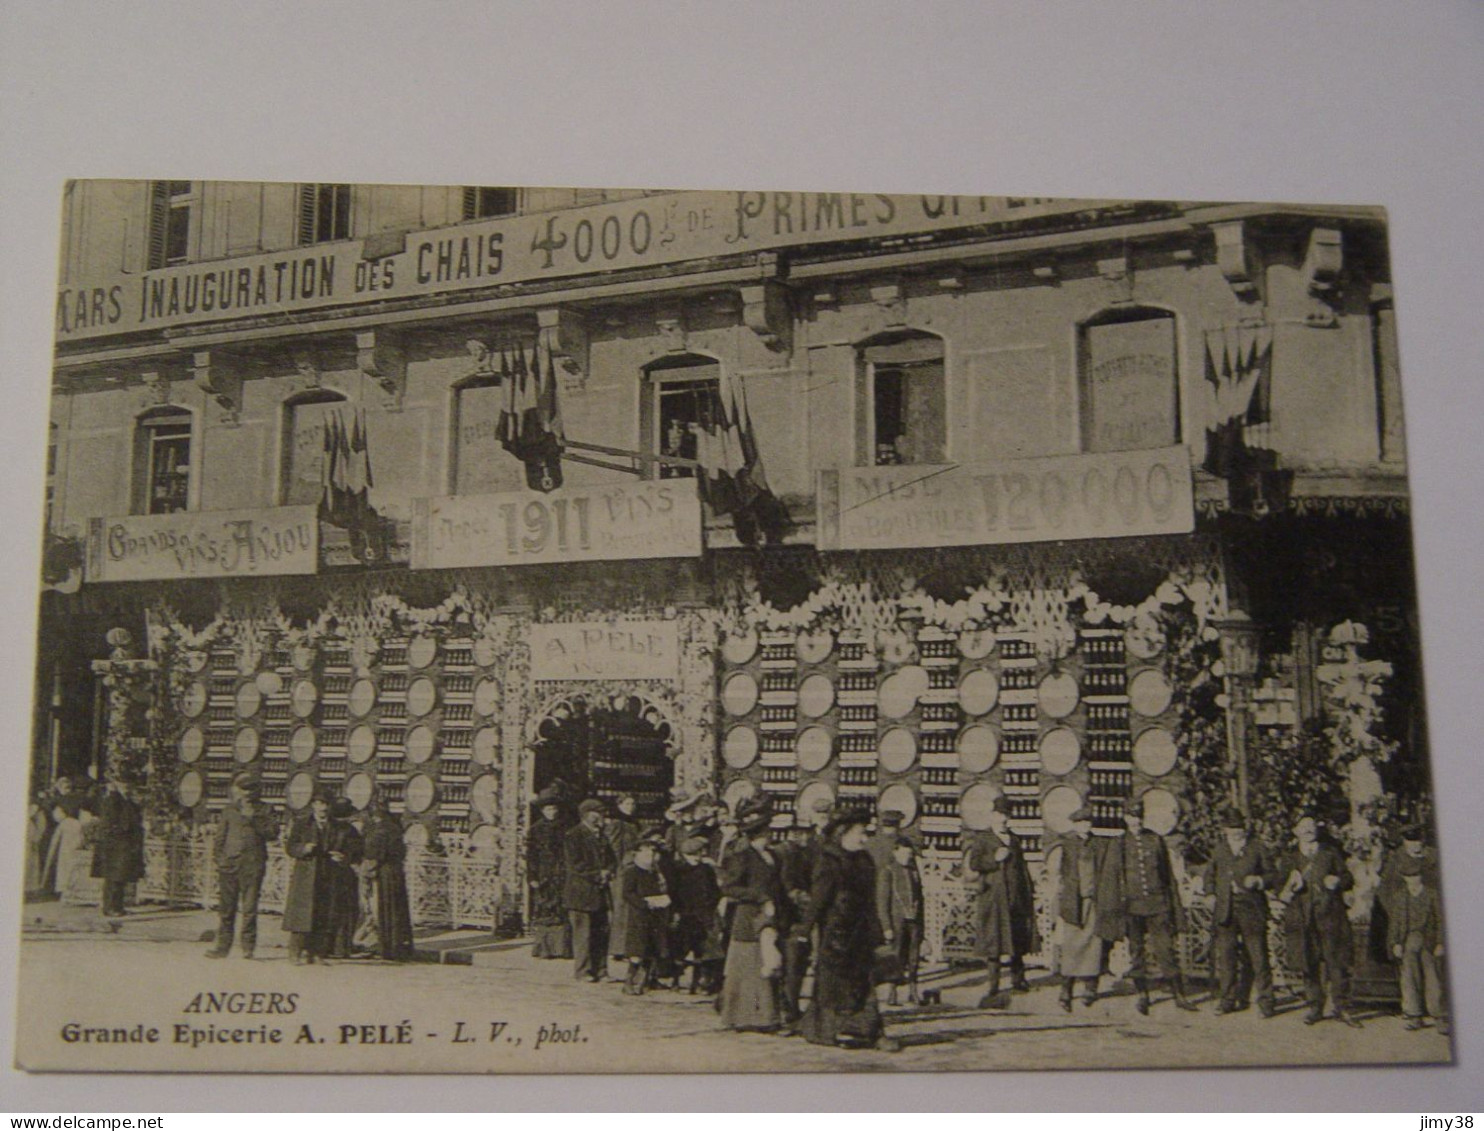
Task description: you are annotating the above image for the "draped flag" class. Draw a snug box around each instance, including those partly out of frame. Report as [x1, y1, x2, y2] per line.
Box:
[497, 341, 564, 491]
[319, 406, 386, 563]
[693, 370, 790, 546]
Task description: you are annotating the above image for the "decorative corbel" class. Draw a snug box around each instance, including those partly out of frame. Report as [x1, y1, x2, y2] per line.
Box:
[1213, 220, 1257, 297]
[464, 338, 495, 378]
[537, 307, 590, 390]
[935, 268, 965, 291]
[1302, 227, 1343, 295]
[138, 370, 172, 410]
[1096, 253, 1129, 283]
[655, 310, 688, 354]
[192, 350, 242, 425]
[869, 278, 907, 327]
[357, 329, 406, 411]
[739, 279, 792, 352]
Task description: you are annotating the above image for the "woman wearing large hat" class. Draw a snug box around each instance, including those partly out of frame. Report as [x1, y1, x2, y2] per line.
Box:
[717, 794, 788, 1032]
[527, 785, 572, 959]
[799, 806, 886, 1049]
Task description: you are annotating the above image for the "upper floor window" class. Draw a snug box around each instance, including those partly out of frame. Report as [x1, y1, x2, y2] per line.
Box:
[297, 184, 353, 245]
[133, 408, 192, 515]
[450, 372, 509, 495]
[147, 181, 195, 269]
[857, 332, 946, 466]
[1078, 308, 1180, 453]
[280, 391, 348, 506]
[642, 356, 721, 480]
[462, 187, 519, 220]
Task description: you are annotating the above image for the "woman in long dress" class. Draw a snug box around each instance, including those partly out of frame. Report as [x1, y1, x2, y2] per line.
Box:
[800, 808, 885, 1048]
[526, 789, 572, 959]
[25, 794, 50, 896]
[359, 797, 414, 960]
[45, 780, 93, 901]
[324, 799, 364, 958]
[717, 795, 786, 1032]
[283, 795, 336, 964]
[606, 794, 643, 968]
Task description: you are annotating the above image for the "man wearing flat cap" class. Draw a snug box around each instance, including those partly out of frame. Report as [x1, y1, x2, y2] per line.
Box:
[206, 774, 277, 959]
[967, 794, 1039, 1009]
[1106, 796, 1196, 1014]
[564, 798, 617, 982]
[1049, 806, 1118, 1010]
[864, 808, 906, 874]
[1277, 815, 1360, 1027]
[1202, 806, 1279, 1017]
[777, 796, 832, 1023]
[1387, 852, 1448, 1033]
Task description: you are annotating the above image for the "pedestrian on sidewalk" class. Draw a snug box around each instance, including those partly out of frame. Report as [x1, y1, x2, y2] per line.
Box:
[1203, 806, 1278, 1018]
[92, 779, 144, 918]
[1387, 853, 1448, 1034]
[1048, 807, 1116, 1011]
[617, 837, 671, 995]
[670, 833, 723, 994]
[718, 794, 786, 1033]
[284, 793, 337, 965]
[606, 794, 644, 971]
[564, 798, 616, 983]
[1278, 814, 1360, 1028]
[967, 795, 1039, 1009]
[206, 774, 276, 959]
[877, 835, 923, 1007]
[324, 798, 364, 959]
[526, 787, 572, 960]
[1108, 796, 1197, 1015]
[359, 795, 414, 960]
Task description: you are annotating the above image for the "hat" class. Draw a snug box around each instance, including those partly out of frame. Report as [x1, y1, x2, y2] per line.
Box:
[825, 805, 872, 838]
[736, 795, 773, 833]
[1400, 823, 1425, 843]
[532, 784, 563, 811]
[578, 798, 607, 818]
[1067, 806, 1093, 824]
[1219, 806, 1247, 829]
[991, 796, 1014, 816]
[879, 809, 906, 828]
[806, 795, 834, 815]
[681, 835, 709, 855]
[231, 773, 260, 795]
[1397, 854, 1425, 878]
[666, 787, 714, 818]
[330, 798, 356, 819]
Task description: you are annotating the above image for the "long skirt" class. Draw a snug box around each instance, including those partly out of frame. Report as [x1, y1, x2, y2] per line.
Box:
[719, 940, 779, 1031]
[532, 921, 573, 958]
[1056, 898, 1106, 978]
[801, 958, 880, 1048]
[46, 818, 87, 899]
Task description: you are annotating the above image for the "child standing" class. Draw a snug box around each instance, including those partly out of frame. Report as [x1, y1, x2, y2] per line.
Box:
[1388, 853, 1448, 1034]
[877, 834, 924, 1006]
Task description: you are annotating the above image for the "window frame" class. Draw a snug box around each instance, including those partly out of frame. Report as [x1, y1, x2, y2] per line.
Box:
[639, 355, 723, 482]
[461, 186, 520, 221]
[1076, 306, 1182, 455]
[297, 183, 354, 246]
[854, 331, 947, 468]
[146, 180, 198, 269]
[278, 390, 349, 506]
[131, 406, 195, 516]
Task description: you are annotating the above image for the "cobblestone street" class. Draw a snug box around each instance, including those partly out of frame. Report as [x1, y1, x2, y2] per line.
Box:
[16, 901, 1451, 1074]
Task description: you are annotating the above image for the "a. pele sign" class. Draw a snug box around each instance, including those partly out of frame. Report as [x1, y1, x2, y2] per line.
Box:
[816, 447, 1195, 550]
[529, 621, 679, 682]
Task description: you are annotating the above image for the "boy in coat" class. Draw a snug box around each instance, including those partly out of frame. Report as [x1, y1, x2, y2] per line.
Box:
[617, 838, 671, 995]
[1277, 815, 1360, 1027]
[206, 774, 277, 959]
[1388, 854, 1448, 1033]
[877, 835, 923, 1006]
[1202, 807, 1278, 1018]
[670, 834, 722, 994]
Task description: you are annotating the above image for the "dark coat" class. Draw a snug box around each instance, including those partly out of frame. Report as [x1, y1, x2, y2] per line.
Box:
[526, 815, 569, 928]
[966, 827, 1041, 958]
[1053, 834, 1121, 940]
[213, 801, 276, 872]
[718, 842, 787, 943]
[1385, 883, 1443, 952]
[1202, 836, 1279, 926]
[362, 814, 413, 959]
[1280, 842, 1353, 971]
[90, 790, 145, 884]
[562, 822, 616, 912]
[616, 863, 669, 959]
[802, 841, 883, 971]
[1102, 828, 1185, 938]
[670, 856, 722, 960]
[283, 813, 336, 934]
[875, 856, 922, 936]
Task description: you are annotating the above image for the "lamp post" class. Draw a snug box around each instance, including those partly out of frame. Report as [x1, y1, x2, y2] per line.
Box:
[1215, 611, 1262, 813]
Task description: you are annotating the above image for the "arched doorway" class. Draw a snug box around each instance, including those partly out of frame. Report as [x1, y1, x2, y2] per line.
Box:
[532, 692, 676, 820]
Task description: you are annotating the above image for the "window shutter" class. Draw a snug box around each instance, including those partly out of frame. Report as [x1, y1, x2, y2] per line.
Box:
[461, 187, 479, 221]
[296, 184, 318, 246]
[146, 182, 170, 269]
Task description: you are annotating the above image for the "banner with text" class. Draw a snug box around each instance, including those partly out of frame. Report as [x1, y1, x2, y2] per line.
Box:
[55, 191, 1144, 341]
[529, 620, 680, 682]
[86, 506, 319, 582]
[411, 479, 702, 571]
[816, 447, 1195, 551]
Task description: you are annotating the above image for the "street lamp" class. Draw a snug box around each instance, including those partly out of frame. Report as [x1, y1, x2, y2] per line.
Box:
[1215, 611, 1262, 813]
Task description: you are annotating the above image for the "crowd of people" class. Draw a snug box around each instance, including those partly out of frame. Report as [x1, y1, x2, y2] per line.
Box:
[525, 786, 1451, 1048]
[26, 774, 145, 916]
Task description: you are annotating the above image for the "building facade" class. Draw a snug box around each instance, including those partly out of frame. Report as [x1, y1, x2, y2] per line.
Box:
[39, 181, 1422, 961]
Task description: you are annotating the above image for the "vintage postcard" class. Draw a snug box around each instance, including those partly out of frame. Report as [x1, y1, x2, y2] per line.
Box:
[17, 181, 1449, 1072]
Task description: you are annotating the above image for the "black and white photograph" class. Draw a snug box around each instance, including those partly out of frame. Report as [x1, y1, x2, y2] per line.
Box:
[13, 179, 1456, 1073]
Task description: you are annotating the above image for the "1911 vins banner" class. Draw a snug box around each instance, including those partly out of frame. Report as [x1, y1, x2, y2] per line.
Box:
[816, 447, 1195, 550]
[411, 479, 703, 570]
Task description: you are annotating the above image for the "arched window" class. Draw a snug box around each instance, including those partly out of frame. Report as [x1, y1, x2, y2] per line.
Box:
[641, 355, 722, 480]
[449, 372, 510, 495]
[280, 390, 348, 506]
[856, 331, 946, 466]
[132, 407, 193, 515]
[1078, 308, 1179, 453]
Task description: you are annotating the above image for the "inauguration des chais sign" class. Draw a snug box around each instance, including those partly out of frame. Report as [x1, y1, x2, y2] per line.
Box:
[54, 191, 1120, 341]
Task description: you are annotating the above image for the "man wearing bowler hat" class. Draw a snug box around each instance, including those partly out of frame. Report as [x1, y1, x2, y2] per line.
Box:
[1109, 796, 1197, 1014]
[967, 794, 1039, 1009]
[206, 773, 277, 959]
[1277, 814, 1360, 1027]
[1203, 806, 1278, 1017]
[564, 798, 617, 982]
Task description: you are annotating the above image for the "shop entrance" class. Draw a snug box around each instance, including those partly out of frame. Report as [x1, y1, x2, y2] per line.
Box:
[531, 692, 675, 820]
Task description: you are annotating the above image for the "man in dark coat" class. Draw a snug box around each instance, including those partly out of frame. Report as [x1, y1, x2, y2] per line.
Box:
[91, 780, 145, 917]
[966, 795, 1039, 1009]
[284, 795, 336, 964]
[324, 799, 364, 958]
[1107, 796, 1197, 1014]
[1051, 807, 1119, 1010]
[206, 774, 276, 959]
[1372, 822, 1442, 963]
[1388, 853, 1447, 1032]
[1202, 806, 1278, 1018]
[606, 794, 644, 965]
[564, 798, 617, 982]
[877, 835, 924, 1006]
[360, 796, 414, 960]
[777, 796, 830, 1023]
[670, 833, 722, 994]
[1277, 815, 1359, 1027]
[526, 788, 571, 959]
